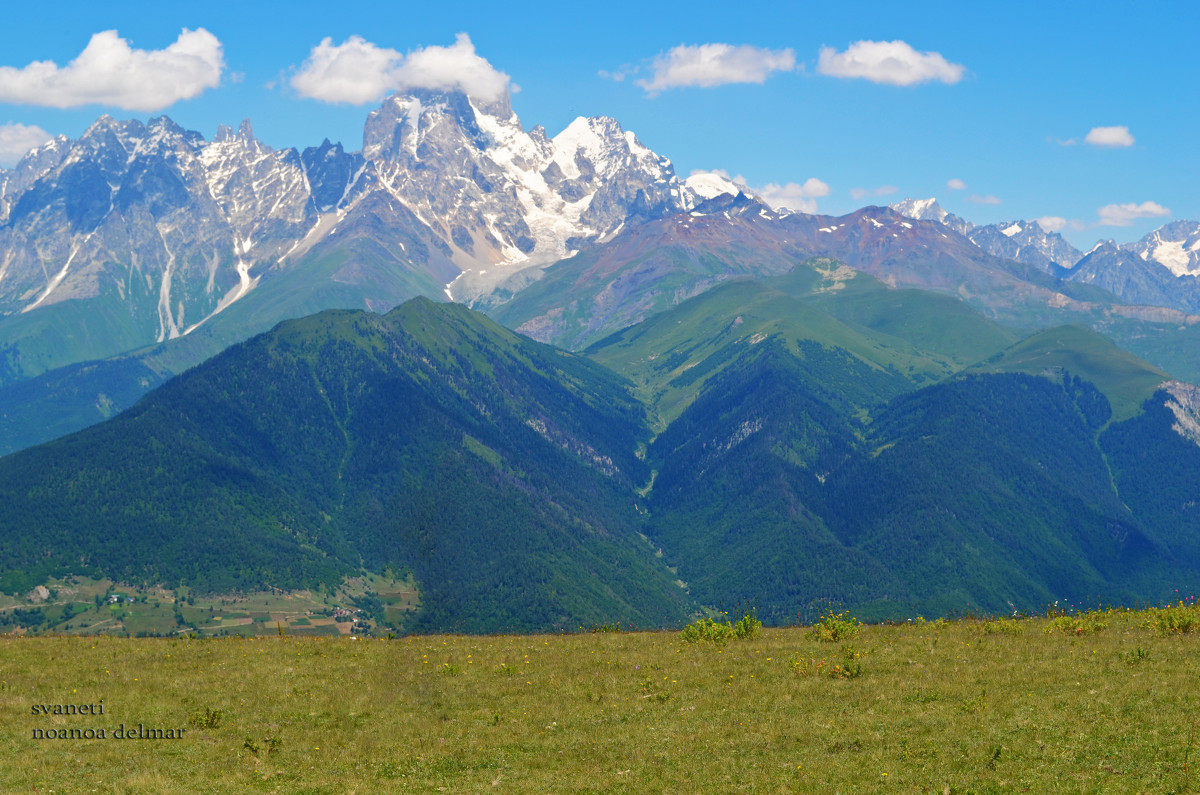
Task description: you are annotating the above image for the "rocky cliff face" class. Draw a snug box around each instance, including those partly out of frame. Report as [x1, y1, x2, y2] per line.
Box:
[1164, 381, 1200, 448]
[0, 114, 317, 364]
[0, 89, 697, 382]
[1065, 242, 1200, 314]
[349, 89, 687, 299]
[1124, 221, 1200, 278]
[967, 220, 1081, 274]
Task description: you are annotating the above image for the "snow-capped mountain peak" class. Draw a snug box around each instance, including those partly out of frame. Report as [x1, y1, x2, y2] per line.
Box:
[1124, 221, 1200, 277]
[681, 171, 753, 207]
[891, 197, 949, 223]
[350, 88, 688, 299]
[889, 197, 973, 236]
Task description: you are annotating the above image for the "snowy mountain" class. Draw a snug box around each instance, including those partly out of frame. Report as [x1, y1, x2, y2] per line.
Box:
[1124, 221, 1200, 277]
[1065, 240, 1200, 314]
[0, 114, 317, 379]
[890, 197, 1081, 272]
[0, 87, 712, 384]
[888, 198, 1200, 313]
[968, 219, 1082, 274]
[352, 89, 691, 300]
[889, 197, 973, 236]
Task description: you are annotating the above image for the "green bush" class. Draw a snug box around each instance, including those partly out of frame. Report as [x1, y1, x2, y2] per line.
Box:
[680, 617, 736, 645]
[809, 609, 860, 642]
[1044, 611, 1108, 636]
[733, 608, 761, 640]
[1144, 602, 1199, 636]
[980, 618, 1024, 636]
[790, 644, 864, 679]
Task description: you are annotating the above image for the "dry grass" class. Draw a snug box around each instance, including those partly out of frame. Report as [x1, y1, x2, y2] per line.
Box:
[4, 606, 1200, 793]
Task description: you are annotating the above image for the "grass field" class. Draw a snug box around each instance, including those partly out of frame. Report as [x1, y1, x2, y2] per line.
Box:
[4, 605, 1200, 793]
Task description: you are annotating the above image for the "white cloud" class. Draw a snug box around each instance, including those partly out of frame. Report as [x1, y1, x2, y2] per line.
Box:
[291, 33, 510, 105]
[817, 40, 965, 86]
[690, 169, 828, 212]
[291, 36, 400, 104]
[754, 177, 830, 212]
[946, 178, 967, 191]
[1097, 201, 1170, 227]
[393, 33, 510, 102]
[849, 185, 898, 200]
[0, 29, 222, 111]
[0, 122, 53, 167]
[1085, 125, 1135, 148]
[1035, 216, 1067, 233]
[635, 43, 795, 94]
[967, 194, 1001, 205]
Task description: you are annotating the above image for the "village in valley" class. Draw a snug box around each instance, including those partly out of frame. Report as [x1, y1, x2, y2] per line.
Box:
[0, 572, 419, 637]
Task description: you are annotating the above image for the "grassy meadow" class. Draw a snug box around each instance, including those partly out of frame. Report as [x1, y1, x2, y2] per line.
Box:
[4, 605, 1200, 793]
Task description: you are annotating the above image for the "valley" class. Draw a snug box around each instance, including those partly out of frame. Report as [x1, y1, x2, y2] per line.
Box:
[2, 83, 1199, 635]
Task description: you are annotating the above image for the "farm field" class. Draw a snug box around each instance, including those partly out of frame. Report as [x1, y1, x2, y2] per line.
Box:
[4, 606, 1200, 793]
[0, 573, 420, 638]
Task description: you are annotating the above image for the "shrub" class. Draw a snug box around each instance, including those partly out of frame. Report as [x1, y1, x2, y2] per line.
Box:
[809, 609, 860, 642]
[733, 608, 761, 640]
[188, 707, 223, 730]
[1145, 602, 1199, 636]
[979, 618, 1024, 636]
[680, 617, 736, 646]
[1044, 611, 1107, 636]
[1124, 646, 1150, 666]
[790, 645, 864, 680]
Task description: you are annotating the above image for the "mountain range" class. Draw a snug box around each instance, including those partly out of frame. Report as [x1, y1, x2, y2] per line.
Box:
[3, 87, 1200, 630]
[2, 273, 1198, 629]
[3, 90, 1199, 455]
[890, 197, 1200, 312]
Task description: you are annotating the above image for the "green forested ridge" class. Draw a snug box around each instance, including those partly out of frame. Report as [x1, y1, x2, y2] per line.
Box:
[636, 322, 1179, 622]
[821, 374, 1164, 616]
[643, 336, 903, 623]
[2, 274, 1197, 632]
[1101, 392, 1200, 567]
[965, 323, 1168, 421]
[586, 260, 1013, 432]
[614, 265, 1191, 621]
[0, 297, 691, 633]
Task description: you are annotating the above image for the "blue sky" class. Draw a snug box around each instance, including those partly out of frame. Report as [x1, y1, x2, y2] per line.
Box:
[0, 0, 1194, 248]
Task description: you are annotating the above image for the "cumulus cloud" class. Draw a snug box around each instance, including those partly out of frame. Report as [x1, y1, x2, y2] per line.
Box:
[849, 185, 898, 200]
[967, 194, 1001, 205]
[1085, 125, 1135, 148]
[946, 178, 967, 191]
[635, 43, 796, 94]
[817, 40, 965, 86]
[290, 36, 400, 104]
[0, 122, 53, 167]
[754, 177, 830, 212]
[0, 29, 222, 111]
[1097, 201, 1170, 227]
[1035, 216, 1068, 233]
[291, 33, 510, 105]
[690, 169, 828, 212]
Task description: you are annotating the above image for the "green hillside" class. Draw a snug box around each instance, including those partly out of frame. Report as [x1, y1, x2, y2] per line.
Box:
[822, 373, 1164, 617]
[0, 297, 691, 633]
[966, 324, 1168, 421]
[767, 260, 1019, 366]
[586, 261, 1015, 432]
[4, 276, 1199, 631]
